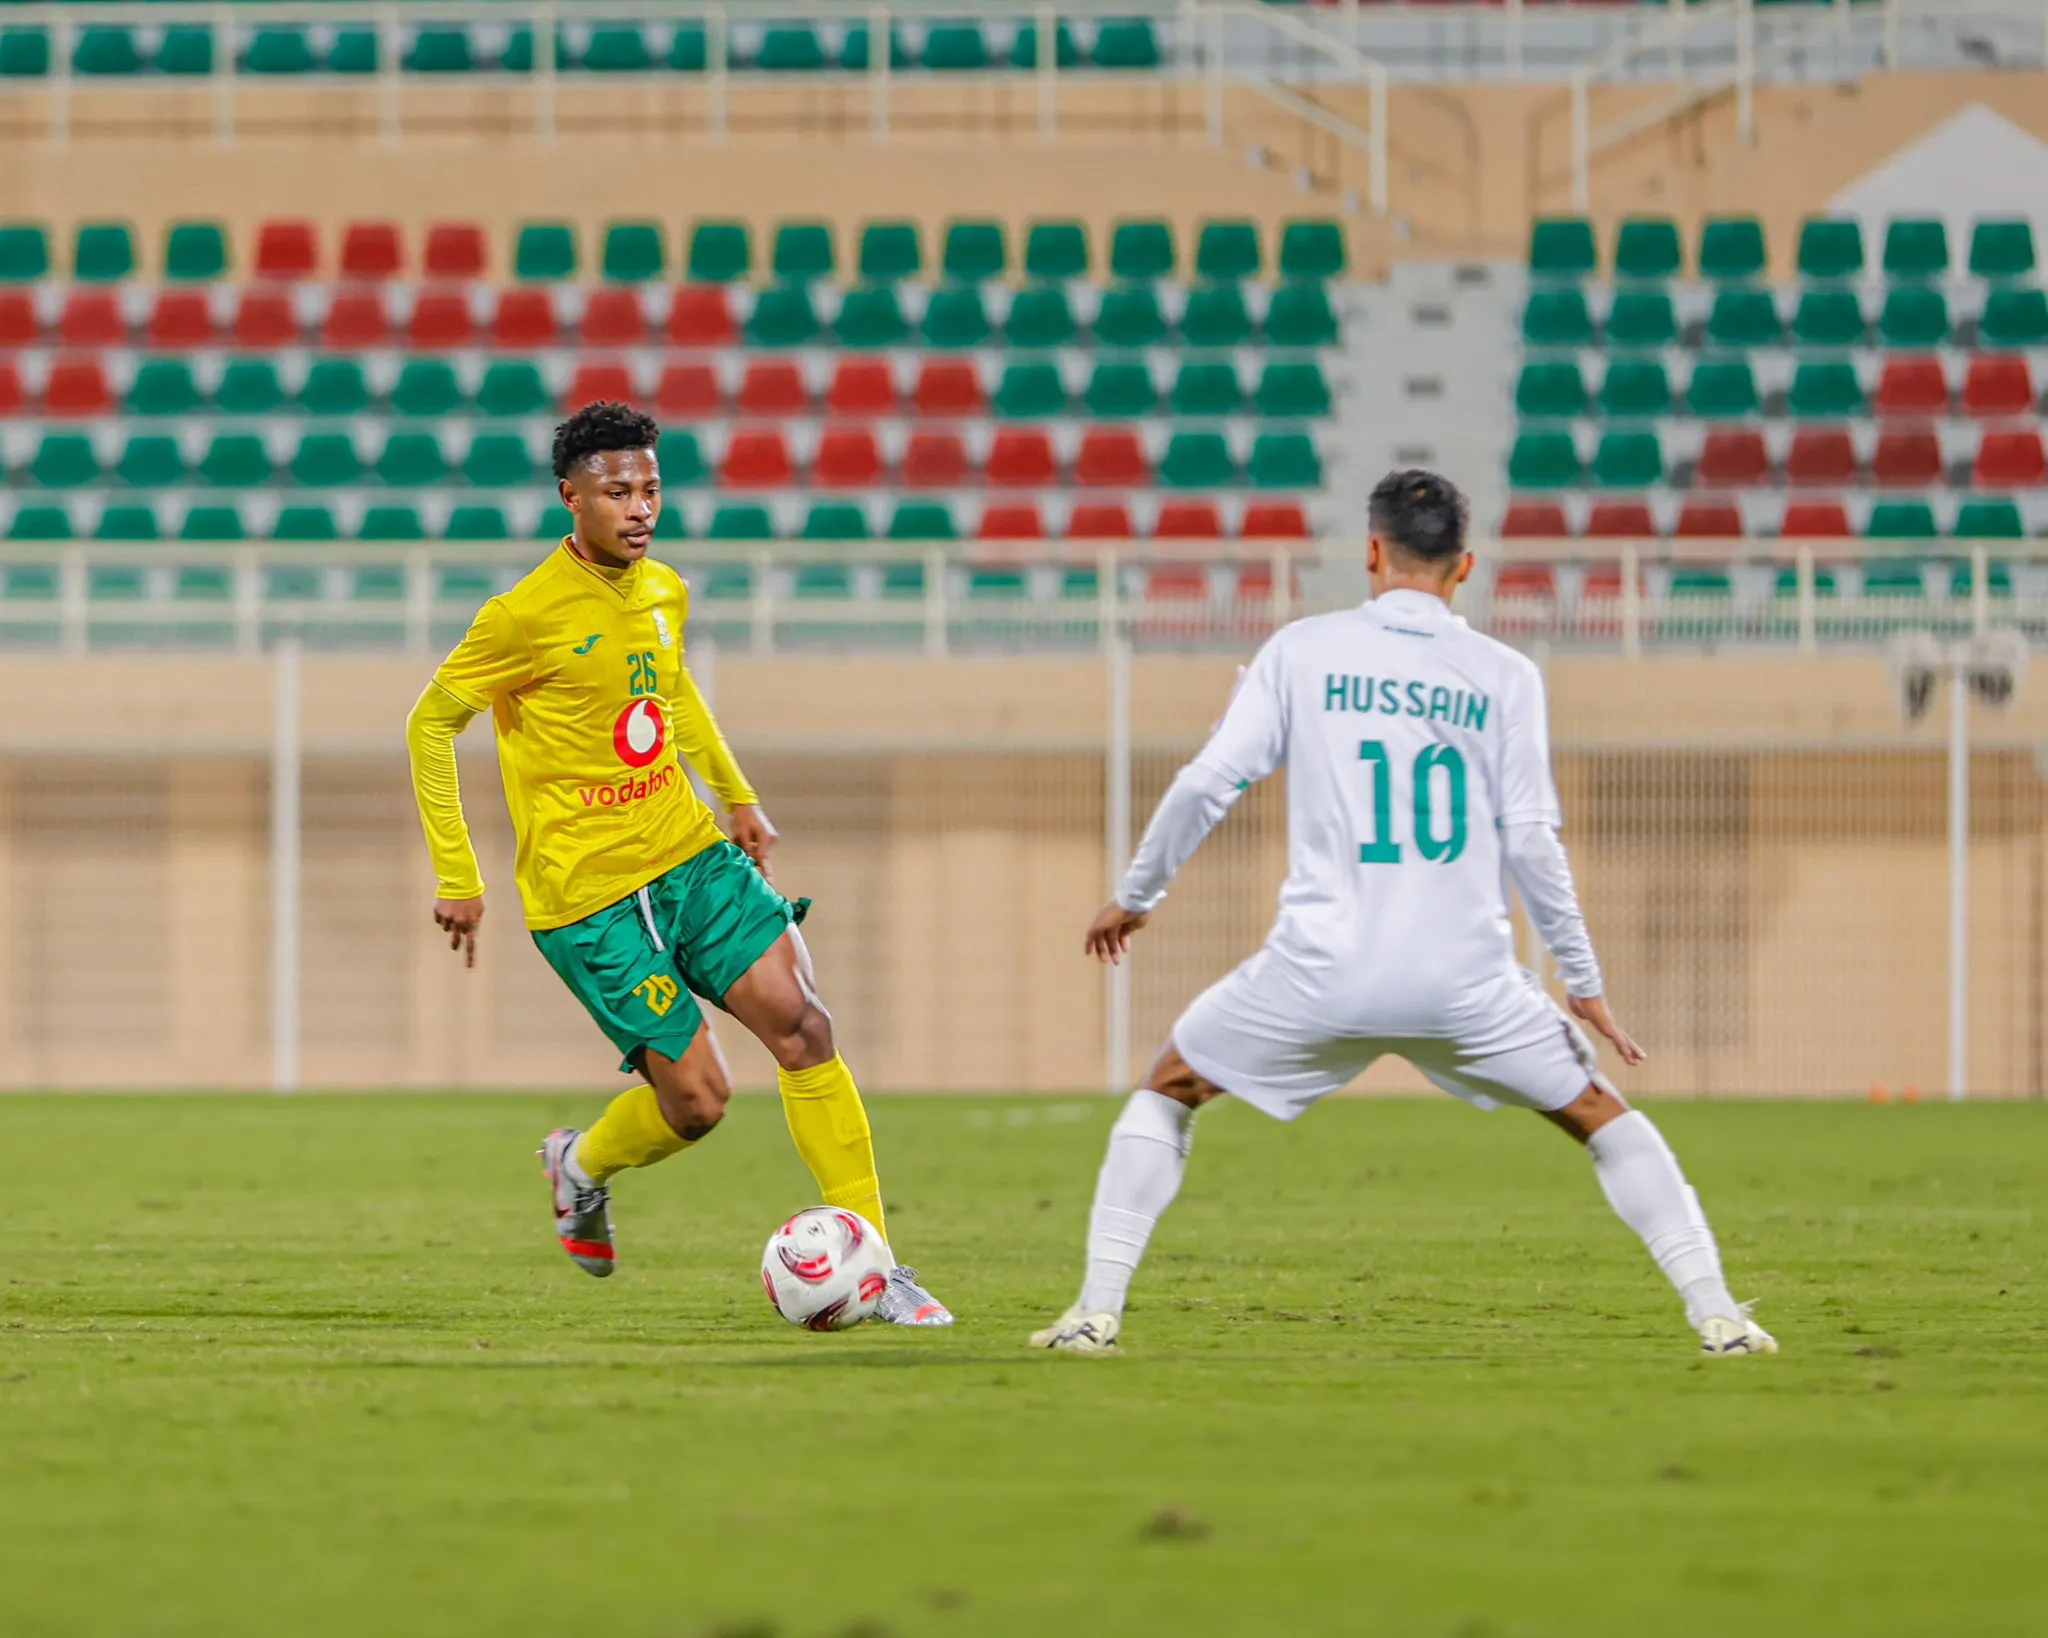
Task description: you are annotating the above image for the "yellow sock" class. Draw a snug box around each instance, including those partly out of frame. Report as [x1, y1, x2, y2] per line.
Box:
[574, 1082, 692, 1184]
[779, 1055, 886, 1239]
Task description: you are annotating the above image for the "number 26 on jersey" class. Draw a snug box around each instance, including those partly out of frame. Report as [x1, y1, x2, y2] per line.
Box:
[1358, 739, 1466, 864]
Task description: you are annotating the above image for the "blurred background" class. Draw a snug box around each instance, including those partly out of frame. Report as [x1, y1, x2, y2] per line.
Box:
[1, 0, 2046, 1098]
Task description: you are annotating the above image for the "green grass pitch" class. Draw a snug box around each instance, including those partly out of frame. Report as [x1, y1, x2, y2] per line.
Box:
[1, 1094, 2042, 1638]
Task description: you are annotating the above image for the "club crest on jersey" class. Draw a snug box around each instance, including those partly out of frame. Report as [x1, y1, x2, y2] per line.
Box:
[612, 698, 668, 769]
[651, 608, 673, 648]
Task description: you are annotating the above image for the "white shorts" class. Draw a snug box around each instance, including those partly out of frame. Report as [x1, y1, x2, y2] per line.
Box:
[1170, 954, 1598, 1121]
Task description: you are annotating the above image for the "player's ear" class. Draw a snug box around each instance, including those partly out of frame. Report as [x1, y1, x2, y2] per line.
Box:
[558, 475, 577, 512]
[1366, 535, 1383, 574]
[1450, 552, 1475, 588]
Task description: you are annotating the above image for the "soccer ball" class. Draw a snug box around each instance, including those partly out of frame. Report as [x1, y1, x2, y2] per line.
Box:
[760, 1207, 892, 1331]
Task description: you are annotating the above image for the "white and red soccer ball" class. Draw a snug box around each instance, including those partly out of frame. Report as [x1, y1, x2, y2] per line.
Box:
[760, 1207, 891, 1331]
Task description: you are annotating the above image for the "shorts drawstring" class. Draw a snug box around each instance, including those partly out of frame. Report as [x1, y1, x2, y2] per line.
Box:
[635, 886, 664, 952]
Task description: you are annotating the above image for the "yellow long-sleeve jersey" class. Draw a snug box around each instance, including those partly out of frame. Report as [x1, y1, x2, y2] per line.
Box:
[405, 541, 757, 931]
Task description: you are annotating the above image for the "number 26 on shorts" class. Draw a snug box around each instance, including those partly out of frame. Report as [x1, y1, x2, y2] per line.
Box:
[1358, 739, 1467, 864]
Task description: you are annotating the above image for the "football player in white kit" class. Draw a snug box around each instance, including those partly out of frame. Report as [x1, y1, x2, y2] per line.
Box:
[1031, 471, 1776, 1359]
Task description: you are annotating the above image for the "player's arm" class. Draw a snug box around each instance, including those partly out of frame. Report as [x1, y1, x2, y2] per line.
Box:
[668, 661, 778, 875]
[1086, 643, 1287, 965]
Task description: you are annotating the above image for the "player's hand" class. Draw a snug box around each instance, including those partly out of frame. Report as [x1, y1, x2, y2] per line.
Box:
[433, 896, 485, 969]
[729, 804, 778, 881]
[1569, 993, 1646, 1067]
[1084, 900, 1151, 965]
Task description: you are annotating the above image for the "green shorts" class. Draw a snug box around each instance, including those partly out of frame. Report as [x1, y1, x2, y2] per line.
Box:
[532, 842, 808, 1073]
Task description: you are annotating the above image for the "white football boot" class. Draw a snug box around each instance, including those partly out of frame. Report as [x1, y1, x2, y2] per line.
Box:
[1698, 1306, 1778, 1357]
[874, 1265, 954, 1327]
[539, 1128, 615, 1277]
[1028, 1307, 1121, 1354]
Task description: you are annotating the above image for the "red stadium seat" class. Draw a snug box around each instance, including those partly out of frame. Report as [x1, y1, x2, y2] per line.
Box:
[1875, 356, 1949, 417]
[581, 288, 647, 346]
[1585, 501, 1657, 539]
[986, 430, 1057, 487]
[1068, 503, 1135, 539]
[147, 289, 215, 348]
[1785, 428, 1858, 487]
[1962, 354, 2035, 418]
[655, 363, 721, 420]
[1240, 502, 1310, 540]
[1871, 428, 1942, 487]
[737, 361, 807, 416]
[565, 363, 637, 411]
[0, 361, 20, 416]
[665, 287, 735, 347]
[254, 219, 318, 281]
[912, 360, 985, 417]
[321, 289, 390, 348]
[1146, 565, 1208, 598]
[1694, 429, 1769, 488]
[58, 290, 124, 346]
[812, 426, 882, 488]
[422, 221, 486, 280]
[491, 288, 558, 348]
[1500, 501, 1568, 539]
[901, 431, 967, 489]
[0, 291, 36, 347]
[1074, 429, 1149, 487]
[977, 503, 1044, 539]
[1780, 501, 1851, 538]
[231, 289, 297, 348]
[1674, 502, 1745, 539]
[339, 221, 402, 281]
[408, 289, 476, 349]
[43, 356, 113, 416]
[1155, 501, 1222, 539]
[1494, 563, 1557, 599]
[721, 429, 794, 488]
[1973, 429, 2047, 487]
[1581, 563, 1641, 599]
[828, 360, 898, 417]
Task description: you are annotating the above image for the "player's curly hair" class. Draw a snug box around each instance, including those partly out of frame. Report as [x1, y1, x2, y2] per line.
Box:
[551, 400, 661, 480]
[1368, 468, 1468, 564]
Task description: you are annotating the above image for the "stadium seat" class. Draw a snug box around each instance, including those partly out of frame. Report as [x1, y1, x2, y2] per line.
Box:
[128, 358, 203, 416]
[1522, 288, 1595, 348]
[941, 220, 1007, 284]
[0, 222, 49, 282]
[1878, 285, 1949, 349]
[667, 286, 735, 346]
[200, 433, 271, 487]
[1585, 501, 1656, 539]
[798, 510, 866, 549]
[232, 289, 297, 348]
[1264, 283, 1338, 346]
[1196, 220, 1262, 282]
[8, 504, 73, 541]
[1707, 288, 1782, 348]
[298, 359, 370, 416]
[74, 25, 142, 76]
[746, 285, 821, 347]
[327, 29, 379, 75]
[656, 432, 707, 485]
[255, 220, 318, 281]
[1156, 501, 1223, 539]
[1865, 502, 1938, 541]
[1875, 357, 1949, 417]
[72, 222, 134, 282]
[1095, 284, 1168, 348]
[1788, 362, 1867, 419]
[44, 357, 113, 416]
[492, 288, 559, 348]
[888, 502, 958, 541]
[116, 434, 185, 488]
[1023, 220, 1089, 282]
[827, 360, 896, 417]
[242, 25, 315, 76]
[1973, 429, 2046, 487]
[477, 360, 551, 418]
[1953, 497, 2026, 539]
[423, 222, 487, 280]
[721, 430, 793, 488]
[738, 361, 807, 416]
[707, 504, 775, 541]
[978, 503, 1045, 540]
[1068, 503, 1134, 540]
[378, 432, 448, 487]
[1977, 287, 2048, 349]
[1675, 501, 1745, 539]
[410, 289, 478, 348]
[1792, 288, 1866, 348]
[1079, 429, 1153, 487]
[1592, 431, 1663, 488]
[986, 430, 1058, 487]
[1010, 20, 1083, 71]
[0, 31, 51, 81]
[1516, 361, 1587, 420]
[836, 285, 910, 349]
[1255, 361, 1327, 418]
[164, 222, 228, 282]
[273, 505, 339, 543]
[445, 505, 511, 541]
[147, 290, 214, 348]
[1175, 361, 1244, 417]
[687, 222, 751, 284]
[1962, 354, 2034, 417]
[290, 432, 362, 487]
[857, 221, 921, 282]
[95, 505, 160, 542]
[340, 222, 402, 280]
[913, 360, 985, 417]
[0, 291, 29, 347]
[1969, 219, 2035, 281]
[772, 222, 836, 283]
[1613, 217, 1681, 282]
[1786, 428, 1858, 486]
[753, 24, 824, 72]
[1249, 432, 1322, 490]
[1685, 359, 1760, 419]
[582, 288, 648, 347]
[59, 289, 124, 345]
[813, 427, 883, 488]
[1183, 283, 1254, 348]
[322, 289, 391, 348]
[1109, 219, 1176, 281]
[1092, 19, 1161, 68]
[32, 432, 100, 488]
[179, 505, 246, 542]
[566, 363, 637, 411]
[1161, 432, 1240, 489]
[1882, 218, 1948, 280]
[1796, 218, 1865, 280]
[405, 28, 474, 73]
[1697, 215, 1767, 283]
[1500, 502, 1568, 538]
[1507, 431, 1581, 489]
[1087, 361, 1159, 419]
[1597, 359, 1671, 419]
[1241, 502, 1310, 539]
[392, 360, 464, 417]
[1695, 429, 1770, 487]
[901, 431, 968, 489]
[1527, 217, 1596, 280]
[209, 361, 279, 419]
[1871, 428, 1942, 487]
[1604, 289, 1677, 349]
[921, 24, 988, 71]
[838, 23, 912, 72]
[601, 223, 666, 284]
[921, 285, 992, 349]
[1004, 285, 1077, 348]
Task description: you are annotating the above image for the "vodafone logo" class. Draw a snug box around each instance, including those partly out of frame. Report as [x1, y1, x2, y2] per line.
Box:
[612, 699, 667, 769]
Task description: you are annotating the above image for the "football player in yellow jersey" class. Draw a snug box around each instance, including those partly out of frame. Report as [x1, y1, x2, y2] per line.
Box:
[405, 402, 950, 1325]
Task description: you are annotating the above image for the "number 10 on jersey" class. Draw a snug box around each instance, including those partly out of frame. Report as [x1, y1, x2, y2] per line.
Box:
[1358, 740, 1467, 864]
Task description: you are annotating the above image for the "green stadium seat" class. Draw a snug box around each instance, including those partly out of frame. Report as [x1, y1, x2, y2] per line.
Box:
[214, 359, 284, 416]
[530, 506, 574, 542]
[687, 221, 751, 284]
[73, 222, 134, 283]
[74, 26, 142, 76]
[921, 285, 991, 349]
[602, 222, 666, 283]
[1860, 560, 1927, 596]
[667, 24, 709, 72]
[0, 30, 52, 80]
[1591, 430, 1663, 488]
[1255, 360, 1329, 418]
[772, 223, 836, 283]
[31, 433, 99, 488]
[659, 432, 707, 486]
[445, 505, 510, 541]
[1865, 505, 1938, 542]
[835, 284, 910, 349]
[1085, 361, 1157, 418]
[157, 26, 213, 77]
[1787, 360, 1867, 418]
[358, 505, 426, 542]
[1196, 220, 1261, 281]
[1005, 285, 1077, 348]
[1604, 289, 1677, 349]
[89, 565, 148, 602]
[1882, 218, 1948, 280]
[887, 502, 958, 541]
[1528, 217, 1596, 279]
[1953, 498, 2025, 540]
[1521, 288, 1594, 348]
[1173, 361, 1242, 417]
[1792, 288, 1866, 348]
[1024, 221, 1089, 282]
[179, 505, 244, 542]
[163, 222, 228, 282]
[800, 506, 869, 545]
[755, 26, 826, 72]
[405, 28, 473, 74]
[1110, 220, 1175, 281]
[583, 26, 652, 73]
[1278, 219, 1345, 281]
[1878, 285, 1949, 348]
[941, 221, 1006, 283]
[1248, 431, 1321, 489]
[273, 505, 339, 543]
[8, 505, 73, 540]
[202, 434, 271, 487]
[1796, 218, 1864, 280]
[290, 433, 361, 487]
[1597, 359, 1671, 419]
[1264, 282, 1338, 346]
[392, 359, 465, 418]
[1969, 219, 2036, 281]
[858, 221, 922, 282]
[1091, 20, 1161, 69]
[693, 563, 753, 599]
[1978, 287, 2048, 348]
[1095, 284, 1168, 348]
[1949, 558, 2014, 596]
[116, 435, 185, 488]
[746, 285, 821, 347]
[1698, 215, 1767, 282]
[1010, 20, 1083, 69]
[475, 361, 551, 419]
[126, 359, 203, 416]
[921, 24, 989, 71]
[967, 567, 1029, 600]
[94, 505, 159, 543]
[1706, 287, 1782, 348]
[462, 433, 534, 488]
[1613, 217, 1681, 281]
[378, 432, 448, 487]
[839, 24, 911, 72]
[1160, 432, 1236, 489]
[297, 359, 370, 416]
[993, 362, 1066, 418]
[1508, 431, 1580, 489]
[0, 223, 49, 281]
[1516, 361, 1589, 420]
[1668, 567, 1732, 599]
[514, 223, 577, 282]
[1182, 282, 1253, 348]
[243, 27, 316, 75]
[1684, 358, 1760, 419]
[328, 29, 379, 74]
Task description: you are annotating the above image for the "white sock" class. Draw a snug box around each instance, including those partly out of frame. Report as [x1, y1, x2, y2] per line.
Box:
[1586, 1110, 1737, 1329]
[1076, 1089, 1195, 1316]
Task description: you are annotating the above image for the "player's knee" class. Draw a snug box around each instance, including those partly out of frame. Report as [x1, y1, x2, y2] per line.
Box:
[765, 999, 835, 1070]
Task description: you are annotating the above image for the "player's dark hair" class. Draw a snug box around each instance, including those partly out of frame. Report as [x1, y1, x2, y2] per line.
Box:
[551, 400, 661, 480]
[1369, 468, 1469, 566]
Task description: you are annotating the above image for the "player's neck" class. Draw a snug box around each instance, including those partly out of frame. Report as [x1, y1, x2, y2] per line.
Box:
[1371, 576, 1455, 608]
[566, 534, 636, 579]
